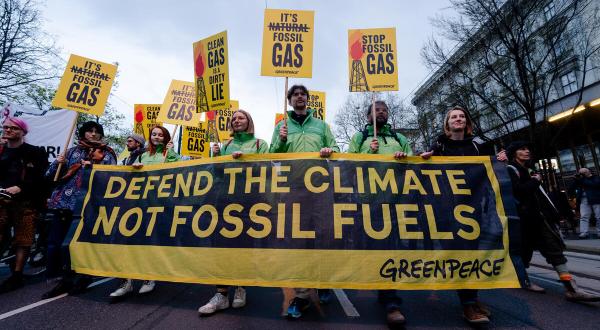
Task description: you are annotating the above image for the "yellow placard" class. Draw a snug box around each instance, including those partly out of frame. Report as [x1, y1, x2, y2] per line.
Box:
[307, 91, 326, 121]
[193, 31, 230, 113]
[215, 100, 239, 142]
[180, 122, 210, 158]
[348, 28, 398, 92]
[274, 113, 285, 125]
[134, 104, 162, 140]
[157, 80, 201, 127]
[52, 54, 117, 115]
[261, 9, 314, 78]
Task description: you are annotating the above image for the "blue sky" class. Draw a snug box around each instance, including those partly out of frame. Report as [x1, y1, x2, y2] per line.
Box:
[43, 0, 452, 141]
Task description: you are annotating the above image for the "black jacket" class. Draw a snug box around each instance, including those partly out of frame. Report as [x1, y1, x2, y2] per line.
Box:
[0, 143, 49, 207]
[430, 134, 483, 156]
[571, 175, 600, 205]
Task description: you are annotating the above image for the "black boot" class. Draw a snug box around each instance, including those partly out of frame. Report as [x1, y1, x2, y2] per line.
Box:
[42, 279, 73, 299]
[0, 274, 24, 294]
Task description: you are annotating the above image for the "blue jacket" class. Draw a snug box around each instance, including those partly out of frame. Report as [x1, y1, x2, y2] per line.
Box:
[572, 176, 600, 205]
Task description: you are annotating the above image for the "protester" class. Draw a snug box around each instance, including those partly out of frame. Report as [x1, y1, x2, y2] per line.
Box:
[506, 141, 600, 302]
[109, 125, 179, 299]
[570, 167, 600, 239]
[198, 109, 268, 316]
[420, 106, 493, 324]
[43, 121, 117, 298]
[0, 117, 48, 293]
[348, 101, 411, 326]
[269, 84, 339, 319]
[121, 133, 146, 165]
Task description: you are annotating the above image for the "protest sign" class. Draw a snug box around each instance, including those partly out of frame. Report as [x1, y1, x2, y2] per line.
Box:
[180, 122, 210, 158]
[193, 31, 230, 113]
[71, 154, 520, 290]
[134, 104, 162, 140]
[52, 54, 117, 116]
[307, 90, 326, 121]
[156, 80, 201, 127]
[0, 104, 77, 162]
[348, 28, 398, 92]
[261, 9, 314, 78]
[216, 100, 239, 142]
[274, 113, 285, 125]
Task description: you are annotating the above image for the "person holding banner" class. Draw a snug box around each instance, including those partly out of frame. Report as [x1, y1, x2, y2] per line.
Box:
[210, 109, 269, 159]
[420, 106, 494, 324]
[198, 109, 267, 315]
[0, 117, 48, 294]
[43, 121, 117, 299]
[506, 141, 600, 303]
[108, 125, 179, 299]
[269, 84, 339, 319]
[348, 101, 411, 326]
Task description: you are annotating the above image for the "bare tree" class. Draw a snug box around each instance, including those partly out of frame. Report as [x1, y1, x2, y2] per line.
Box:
[420, 0, 599, 153]
[333, 92, 418, 151]
[0, 0, 60, 102]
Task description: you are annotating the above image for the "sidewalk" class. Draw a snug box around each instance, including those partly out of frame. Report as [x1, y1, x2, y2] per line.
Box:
[563, 225, 600, 255]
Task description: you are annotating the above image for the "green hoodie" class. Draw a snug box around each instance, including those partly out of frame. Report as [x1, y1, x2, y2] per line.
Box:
[348, 124, 413, 155]
[270, 109, 340, 153]
[221, 132, 269, 155]
[138, 144, 180, 164]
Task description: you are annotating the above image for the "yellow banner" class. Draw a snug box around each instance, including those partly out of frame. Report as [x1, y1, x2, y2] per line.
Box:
[133, 104, 162, 140]
[348, 28, 398, 92]
[193, 31, 230, 112]
[261, 9, 314, 78]
[52, 54, 117, 116]
[216, 100, 239, 142]
[308, 90, 326, 121]
[180, 122, 210, 158]
[156, 80, 201, 127]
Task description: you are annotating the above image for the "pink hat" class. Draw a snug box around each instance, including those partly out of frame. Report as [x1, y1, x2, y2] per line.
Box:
[4, 117, 28, 134]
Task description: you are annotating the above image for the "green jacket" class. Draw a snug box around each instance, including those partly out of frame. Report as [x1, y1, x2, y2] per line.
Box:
[221, 132, 269, 155]
[348, 124, 413, 155]
[139, 145, 180, 164]
[270, 109, 340, 153]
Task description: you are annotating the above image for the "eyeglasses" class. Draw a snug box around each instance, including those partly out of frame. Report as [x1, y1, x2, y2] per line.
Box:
[2, 126, 21, 131]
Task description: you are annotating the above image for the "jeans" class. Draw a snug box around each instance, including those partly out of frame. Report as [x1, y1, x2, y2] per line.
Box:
[579, 196, 600, 235]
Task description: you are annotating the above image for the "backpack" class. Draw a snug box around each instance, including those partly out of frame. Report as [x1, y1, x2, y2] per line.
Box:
[359, 127, 403, 149]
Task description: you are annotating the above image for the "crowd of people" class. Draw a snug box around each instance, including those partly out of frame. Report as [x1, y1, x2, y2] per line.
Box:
[0, 84, 599, 327]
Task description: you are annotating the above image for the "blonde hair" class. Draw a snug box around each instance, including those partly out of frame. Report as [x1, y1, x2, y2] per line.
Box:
[228, 109, 255, 136]
[443, 106, 473, 137]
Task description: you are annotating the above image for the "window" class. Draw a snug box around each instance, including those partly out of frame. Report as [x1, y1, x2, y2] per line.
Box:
[558, 149, 576, 176]
[560, 71, 577, 94]
[544, 2, 556, 21]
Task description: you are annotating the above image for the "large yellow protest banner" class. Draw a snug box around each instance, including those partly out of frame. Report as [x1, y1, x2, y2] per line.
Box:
[261, 9, 314, 78]
[307, 90, 326, 121]
[71, 155, 521, 290]
[348, 28, 398, 92]
[133, 104, 162, 140]
[193, 31, 230, 113]
[52, 54, 117, 116]
[156, 80, 201, 127]
[216, 100, 239, 142]
[180, 122, 210, 158]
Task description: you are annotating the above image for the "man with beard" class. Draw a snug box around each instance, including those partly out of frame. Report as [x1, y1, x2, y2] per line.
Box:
[122, 133, 146, 165]
[42, 121, 117, 299]
[0, 117, 48, 293]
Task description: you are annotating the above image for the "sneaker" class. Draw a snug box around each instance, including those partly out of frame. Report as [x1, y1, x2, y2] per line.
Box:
[386, 309, 406, 326]
[232, 287, 246, 308]
[287, 297, 310, 319]
[198, 293, 230, 315]
[42, 280, 72, 299]
[463, 304, 490, 324]
[110, 279, 133, 297]
[563, 279, 600, 302]
[578, 233, 590, 239]
[473, 301, 491, 317]
[138, 280, 155, 294]
[523, 281, 546, 293]
[0, 275, 24, 294]
[318, 288, 332, 304]
[69, 276, 92, 295]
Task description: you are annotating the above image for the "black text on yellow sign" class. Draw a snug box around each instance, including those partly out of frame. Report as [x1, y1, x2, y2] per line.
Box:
[52, 54, 117, 116]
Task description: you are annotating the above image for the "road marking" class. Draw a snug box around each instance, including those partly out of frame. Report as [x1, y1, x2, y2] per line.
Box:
[0, 277, 114, 321]
[333, 289, 360, 318]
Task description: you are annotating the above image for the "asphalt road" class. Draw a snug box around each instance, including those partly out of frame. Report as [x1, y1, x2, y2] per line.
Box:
[1, 252, 599, 329]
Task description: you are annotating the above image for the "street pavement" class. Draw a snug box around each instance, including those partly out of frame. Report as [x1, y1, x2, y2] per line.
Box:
[1, 235, 600, 329]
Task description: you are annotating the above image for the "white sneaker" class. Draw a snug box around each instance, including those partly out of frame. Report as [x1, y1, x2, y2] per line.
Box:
[198, 293, 230, 315]
[110, 279, 133, 297]
[138, 280, 155, 294]
[232, 287, 246, 308]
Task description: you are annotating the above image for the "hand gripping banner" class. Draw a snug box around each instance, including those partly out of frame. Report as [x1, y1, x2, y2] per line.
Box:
[70, 154, 521, 290]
